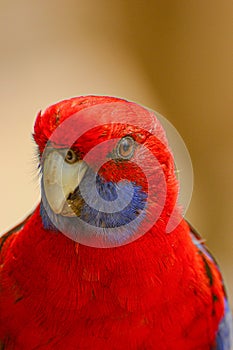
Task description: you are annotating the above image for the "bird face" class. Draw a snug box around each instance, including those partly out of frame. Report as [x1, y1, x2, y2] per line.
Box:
[34, 97, 177, 247]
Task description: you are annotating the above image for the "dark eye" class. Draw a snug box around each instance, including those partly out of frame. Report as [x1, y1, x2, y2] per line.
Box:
[65, 149, 78, 164]
[116, 136, 135, 160]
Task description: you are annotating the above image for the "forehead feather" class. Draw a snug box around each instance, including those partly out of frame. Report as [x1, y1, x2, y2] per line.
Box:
[34, 97, 168, 152]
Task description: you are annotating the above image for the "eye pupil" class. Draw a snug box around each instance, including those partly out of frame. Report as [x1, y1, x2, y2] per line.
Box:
[117, 136, 135, 159]
[122, 142, 130, 152]
[67, 151, 72, 159]
[65, 149, 77, 164]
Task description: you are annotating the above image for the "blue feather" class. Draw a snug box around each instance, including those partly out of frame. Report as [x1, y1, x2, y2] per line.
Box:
[190, 225, 233, 350]
[215, 298, 233, 350]
[40, 172, 147, 246]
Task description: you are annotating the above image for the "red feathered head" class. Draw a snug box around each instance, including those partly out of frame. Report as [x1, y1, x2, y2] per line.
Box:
[33, 96, 180, 247]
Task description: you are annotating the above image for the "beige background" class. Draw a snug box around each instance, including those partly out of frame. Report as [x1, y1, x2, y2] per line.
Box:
[0, 1, 232, 303]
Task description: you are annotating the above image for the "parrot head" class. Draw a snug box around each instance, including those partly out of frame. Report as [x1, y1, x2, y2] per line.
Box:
[33, 96, 178, 247]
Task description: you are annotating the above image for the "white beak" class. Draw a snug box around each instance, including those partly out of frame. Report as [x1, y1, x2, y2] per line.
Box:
[43, 151, 88, 215]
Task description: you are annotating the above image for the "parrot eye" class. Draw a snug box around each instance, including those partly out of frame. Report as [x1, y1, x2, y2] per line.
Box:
[116, 136, 135, 160]
[65, 149, 78, 164]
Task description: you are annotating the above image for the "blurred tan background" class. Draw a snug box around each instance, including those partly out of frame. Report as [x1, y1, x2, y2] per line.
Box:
[0, 1, 232, 302]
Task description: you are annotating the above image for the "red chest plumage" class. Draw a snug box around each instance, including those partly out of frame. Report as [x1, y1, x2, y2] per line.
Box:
[0, 208, 224, 349]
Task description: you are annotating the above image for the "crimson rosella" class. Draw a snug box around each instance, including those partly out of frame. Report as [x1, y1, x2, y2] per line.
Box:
[0, 96, 232, 349]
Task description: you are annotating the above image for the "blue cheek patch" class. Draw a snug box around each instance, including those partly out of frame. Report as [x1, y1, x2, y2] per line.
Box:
[40, 175, 148, 238]
[79, 175, 147, 228]
[96, 178, 118, 202]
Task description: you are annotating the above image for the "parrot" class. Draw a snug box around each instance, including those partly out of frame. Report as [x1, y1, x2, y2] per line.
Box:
[0, 95, 232, 350]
